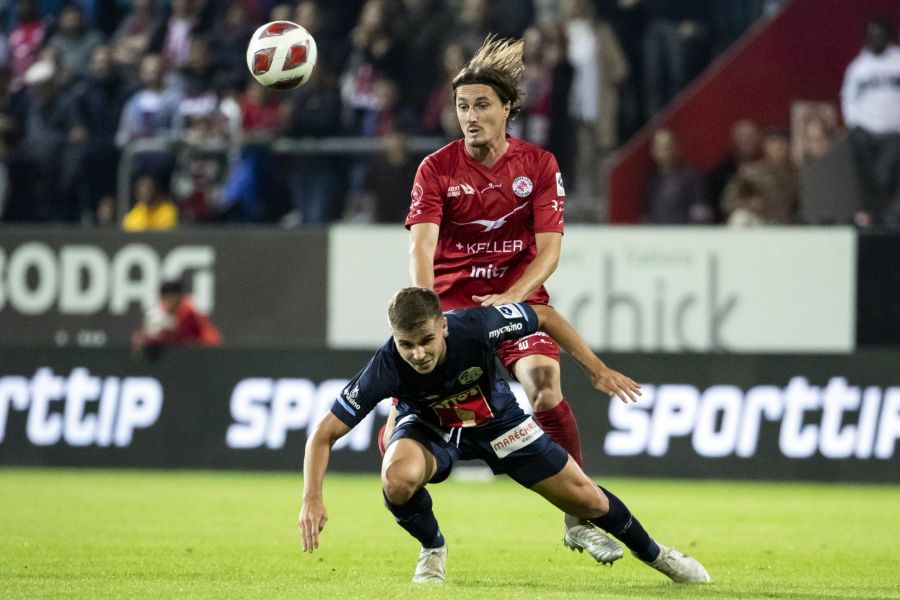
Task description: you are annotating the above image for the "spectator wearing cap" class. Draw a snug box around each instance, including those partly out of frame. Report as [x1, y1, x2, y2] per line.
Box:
[841, 19, 900, 227]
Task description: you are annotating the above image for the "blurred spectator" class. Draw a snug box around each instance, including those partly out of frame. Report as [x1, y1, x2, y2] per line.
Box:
[132, 278, 221, 360]
[116, 53, 181, 178]
[396, 0, 452, 116]
[151, 0, 203, 70]
[47, 3, 104, 85]
[643, 128, 710, 224]
[122, 173, 178, 230]
[721, 129, 797, 225]
[421, 41, 465, 137]
[841, 19, 900, 227]
[8, 0, 46, 91]
[110, 0, 163, 78]
[597, 0, 646, 141]
[283, 63, 345, 225]
[706, 119, 761, 221]
[295, 0, 348, 73]
[209, 1, 255, 91]
[539, 22, 576, 191]
[19, 59, 74, 221]
[219, 80, 286, 222]
[641, 0, 709, 119]
[790, 101, 839, 165]
[67, 44, 130, 222]
[492, 0, 535, 39]
[509, 23, 574, 187]
[362, 128, 418, 222]
[169, 38, 233, 222]
[450, 0, 495, 56]
[562, 0, 628, 205]
[340, 0, 403, 134]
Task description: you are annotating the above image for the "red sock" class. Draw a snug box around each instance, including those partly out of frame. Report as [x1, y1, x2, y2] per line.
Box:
[377, 423, 387, 457]
[533, 399, 584, 467]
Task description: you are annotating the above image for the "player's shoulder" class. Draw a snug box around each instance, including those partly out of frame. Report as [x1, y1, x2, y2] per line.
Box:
[421, 139, 464, 170]
[507, 136, 556, 172]
[508, 136, 555, 161]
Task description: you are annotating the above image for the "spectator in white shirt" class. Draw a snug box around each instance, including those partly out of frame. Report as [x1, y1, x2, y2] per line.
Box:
[841, 20, 900, 226]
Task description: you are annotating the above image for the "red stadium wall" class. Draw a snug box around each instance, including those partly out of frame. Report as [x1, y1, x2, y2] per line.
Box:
[607, 0, 900, 223]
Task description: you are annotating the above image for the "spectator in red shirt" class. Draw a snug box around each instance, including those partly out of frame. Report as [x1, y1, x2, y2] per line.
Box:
[132, 279, 221, 359]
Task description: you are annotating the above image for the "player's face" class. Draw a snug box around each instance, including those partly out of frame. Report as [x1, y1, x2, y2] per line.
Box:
[393, 317, 448, 374]
[455, 84, 510, 149]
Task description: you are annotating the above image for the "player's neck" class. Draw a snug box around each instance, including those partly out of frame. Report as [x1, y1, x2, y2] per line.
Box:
[465, 137, 509, 169]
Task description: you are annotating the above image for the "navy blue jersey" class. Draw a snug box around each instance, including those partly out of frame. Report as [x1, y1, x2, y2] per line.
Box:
[331, 303, 538, 431]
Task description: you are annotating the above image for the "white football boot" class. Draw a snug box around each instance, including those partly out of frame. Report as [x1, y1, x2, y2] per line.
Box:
[563, 516, 624, 565]
[412, 545, 447, 583]
[643, 543, 711, 583]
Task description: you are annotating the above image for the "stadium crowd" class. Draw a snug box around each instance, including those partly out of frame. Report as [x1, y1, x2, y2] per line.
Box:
[2, 0, 894, 228]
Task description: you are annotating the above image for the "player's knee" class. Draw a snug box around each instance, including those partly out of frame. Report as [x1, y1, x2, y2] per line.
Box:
[532, 387, 562, 412]
[381, 463, 420, 505]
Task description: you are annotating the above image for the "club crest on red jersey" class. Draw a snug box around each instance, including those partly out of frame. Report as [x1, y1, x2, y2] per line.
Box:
[512, 176, 533, 198]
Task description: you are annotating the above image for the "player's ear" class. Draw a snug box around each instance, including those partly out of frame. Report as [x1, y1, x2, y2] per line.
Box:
[442, 317, 449, 338]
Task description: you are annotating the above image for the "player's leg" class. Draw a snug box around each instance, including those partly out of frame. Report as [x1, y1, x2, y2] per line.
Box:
[530, 457, 711, 583]
[381, 419, 455, 583]
[512, 351, 583, 466]
[511, 346, 616, 561]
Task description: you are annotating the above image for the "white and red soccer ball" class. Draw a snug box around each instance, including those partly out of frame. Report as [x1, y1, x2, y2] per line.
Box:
[246, 21, 317, 90]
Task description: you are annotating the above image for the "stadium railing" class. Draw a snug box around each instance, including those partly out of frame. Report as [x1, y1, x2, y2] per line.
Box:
[116, 135, 447, 219]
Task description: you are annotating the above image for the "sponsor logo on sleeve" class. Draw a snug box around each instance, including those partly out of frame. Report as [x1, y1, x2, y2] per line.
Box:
[491, 417, 544, 458]
[411, 182, 423, 202]
[556, 172, 566, 197]
[495, 304, 525, 320]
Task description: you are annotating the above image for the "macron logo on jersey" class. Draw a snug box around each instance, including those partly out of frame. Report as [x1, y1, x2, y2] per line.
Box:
[452, 201, 530, 232]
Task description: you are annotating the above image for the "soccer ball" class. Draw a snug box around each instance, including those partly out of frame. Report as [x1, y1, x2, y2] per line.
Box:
[246, 21, 318, 91]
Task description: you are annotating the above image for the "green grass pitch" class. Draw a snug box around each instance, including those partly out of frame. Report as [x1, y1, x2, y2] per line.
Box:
[1, 468, 898, 599]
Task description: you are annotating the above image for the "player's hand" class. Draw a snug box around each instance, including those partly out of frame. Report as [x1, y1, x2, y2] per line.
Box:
[299, 498, 328, 553]
[472, 292, 523, 307]
[590, 366, 642, 404]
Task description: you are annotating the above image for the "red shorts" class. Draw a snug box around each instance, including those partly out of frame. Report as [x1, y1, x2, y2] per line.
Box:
[496, 331, 561, 374]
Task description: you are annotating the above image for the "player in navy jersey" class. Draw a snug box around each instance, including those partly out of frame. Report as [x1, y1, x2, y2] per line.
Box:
[300, 288, 710, 585]
[384, 35, 629, 562]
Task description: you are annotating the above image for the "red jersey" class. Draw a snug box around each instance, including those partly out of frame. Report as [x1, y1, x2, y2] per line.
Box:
[405, 136, 566, 310]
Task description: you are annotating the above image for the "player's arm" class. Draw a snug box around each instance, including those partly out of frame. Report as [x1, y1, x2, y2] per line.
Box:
[474, 231, 561, 306]
[299, 411, 351, 553]
[409, 222, 439, 289]
[530, 304, 641, 404]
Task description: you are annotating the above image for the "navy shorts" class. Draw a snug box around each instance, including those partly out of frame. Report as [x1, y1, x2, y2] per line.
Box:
[389, 412, 569, 488]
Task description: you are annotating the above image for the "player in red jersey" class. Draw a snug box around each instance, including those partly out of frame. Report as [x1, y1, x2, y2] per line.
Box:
[381, 36, 642, 565]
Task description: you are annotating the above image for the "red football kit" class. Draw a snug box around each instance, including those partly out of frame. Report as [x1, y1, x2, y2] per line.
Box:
[406, 135, 566, 367]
